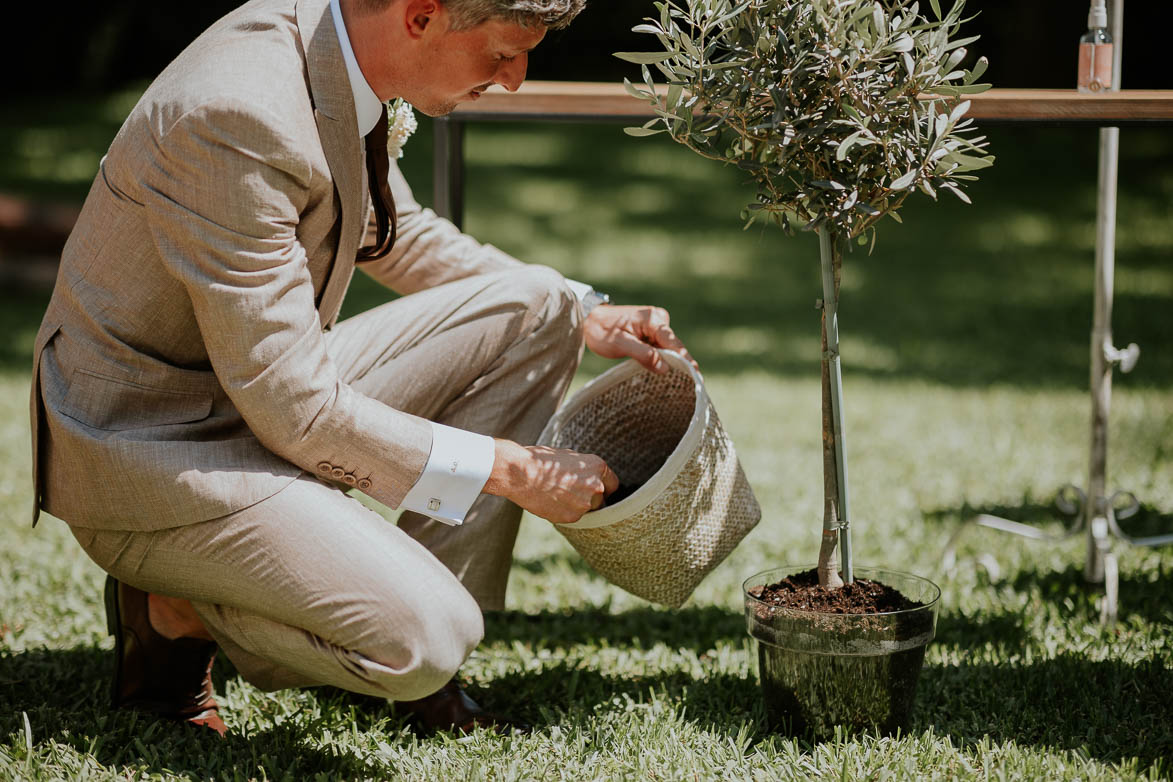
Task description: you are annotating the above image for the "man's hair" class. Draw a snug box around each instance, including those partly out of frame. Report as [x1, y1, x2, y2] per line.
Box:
[362, 0, 586, 30]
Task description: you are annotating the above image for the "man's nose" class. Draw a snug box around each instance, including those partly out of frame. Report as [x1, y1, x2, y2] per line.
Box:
[496, 53, 528, 92]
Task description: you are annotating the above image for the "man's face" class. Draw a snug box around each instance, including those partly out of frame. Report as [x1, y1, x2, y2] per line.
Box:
[404, 13, 546, 116]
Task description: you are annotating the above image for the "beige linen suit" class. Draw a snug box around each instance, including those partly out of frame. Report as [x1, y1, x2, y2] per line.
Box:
[30, 0, 583, 698]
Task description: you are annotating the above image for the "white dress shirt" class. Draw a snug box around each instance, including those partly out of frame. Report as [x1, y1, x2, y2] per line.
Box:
[329, 0, 595, 525]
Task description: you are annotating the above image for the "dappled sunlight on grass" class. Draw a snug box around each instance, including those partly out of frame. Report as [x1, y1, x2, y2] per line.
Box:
[0, 85, 145, 200]
[13, 139, 104, 188]
[837, 336, 905, 375]
[510, 178, 584, 216]
[1117, 266, 1173, 294]
[1117, 202, 1173, 254]
[0, 377, 34, 516]
[0, 290, 50, 375]
[986, 212, 1068, 249]
[466, 128, 575, 167]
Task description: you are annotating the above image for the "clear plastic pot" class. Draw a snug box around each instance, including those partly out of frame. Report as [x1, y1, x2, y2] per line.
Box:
[744, 566, 940, 738]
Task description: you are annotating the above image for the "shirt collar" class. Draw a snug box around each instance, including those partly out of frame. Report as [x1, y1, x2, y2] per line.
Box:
[329, 0, 384, 137]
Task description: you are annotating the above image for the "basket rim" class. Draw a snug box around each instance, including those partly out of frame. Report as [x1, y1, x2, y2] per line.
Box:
[538, 350, 710, 530]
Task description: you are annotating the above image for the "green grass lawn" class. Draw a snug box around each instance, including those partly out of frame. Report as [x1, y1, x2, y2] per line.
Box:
[1, 90, 1172, 780]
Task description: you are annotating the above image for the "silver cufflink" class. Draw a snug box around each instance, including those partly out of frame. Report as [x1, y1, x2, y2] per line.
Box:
[427, 498, 441, 512]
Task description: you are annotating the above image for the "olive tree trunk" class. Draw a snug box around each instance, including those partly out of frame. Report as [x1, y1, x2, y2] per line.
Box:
[816, 227, 854, 588]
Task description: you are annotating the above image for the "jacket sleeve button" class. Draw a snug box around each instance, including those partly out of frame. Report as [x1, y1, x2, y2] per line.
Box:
[342, 473, 357, 486]
[357, 478, 372, 491]
[317, 462, 332, 474]
[330, 467, 345, 480]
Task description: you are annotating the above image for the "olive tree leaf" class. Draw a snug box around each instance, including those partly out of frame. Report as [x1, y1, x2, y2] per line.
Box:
[624, 126, 667, 137]
[614, 51, 676, 64]
[623, 78, 654, 100]
[890, 171, 917, 191]
[965, 55, 989, 85]
[941, 182, 973, 203]
[890, 34, 914, 52]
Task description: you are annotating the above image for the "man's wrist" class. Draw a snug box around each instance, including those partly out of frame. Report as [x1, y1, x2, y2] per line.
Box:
[582, 289, 611, 318]
[484, 438, 528, 500]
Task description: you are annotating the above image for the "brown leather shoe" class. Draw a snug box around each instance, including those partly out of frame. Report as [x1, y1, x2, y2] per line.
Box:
[396, 679, 531, 736]
[104, 575, 227, 737]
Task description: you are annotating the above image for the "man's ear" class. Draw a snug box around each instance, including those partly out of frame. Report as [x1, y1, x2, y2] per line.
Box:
[404, 0, 444, 39]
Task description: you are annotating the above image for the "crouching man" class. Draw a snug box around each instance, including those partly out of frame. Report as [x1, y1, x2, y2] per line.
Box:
[30, 0, 693, 735]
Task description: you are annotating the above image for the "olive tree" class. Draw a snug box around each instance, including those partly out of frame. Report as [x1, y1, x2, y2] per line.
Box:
[619, 0, 994, 587]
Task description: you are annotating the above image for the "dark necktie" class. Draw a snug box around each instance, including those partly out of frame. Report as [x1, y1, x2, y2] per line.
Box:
[358, 107, 397, 261]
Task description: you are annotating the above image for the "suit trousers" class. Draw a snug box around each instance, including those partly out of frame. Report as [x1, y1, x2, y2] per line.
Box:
[69, 266, 584, 698]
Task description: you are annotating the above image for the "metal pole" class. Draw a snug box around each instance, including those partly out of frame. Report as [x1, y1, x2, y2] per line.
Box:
[433, 116, 466, 229]
[818, 228, 853, 583]
[1085, 124, 1118, 584]
[1084, 0, 1124, 584]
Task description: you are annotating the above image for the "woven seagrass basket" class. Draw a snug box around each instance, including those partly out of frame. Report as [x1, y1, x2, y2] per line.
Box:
[537, 350, 761, 607]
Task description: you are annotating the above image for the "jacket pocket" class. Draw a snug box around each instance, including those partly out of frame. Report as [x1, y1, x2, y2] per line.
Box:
[59, 368, 214, 431]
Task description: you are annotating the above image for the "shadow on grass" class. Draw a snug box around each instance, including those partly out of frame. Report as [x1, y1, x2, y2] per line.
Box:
[929, 495, 1173, 624]
[933, 610, 1030, 652]
[510, 549, 598, 578]
[483, 604, 746, 653]
[924, 496, 1080, 528]
[485, 652, 1170, 772]
[4, 617, 1170, 772]
[471, 658, 764, 737]
[926, 496, 1173, 535]
[924, 495, 1084, 560]
[1008, 564, 1173, 627]
[920, 654, 1173, 773]
[1114, 503, 1173, 544]
[0, 646, 401, 780]
[482, 602, 1171, 771]
[480, 606, 767, 739]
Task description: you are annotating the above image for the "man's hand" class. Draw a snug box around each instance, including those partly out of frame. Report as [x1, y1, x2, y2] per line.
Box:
[583, 304, 697, 374]
[483, 440, 619, 525]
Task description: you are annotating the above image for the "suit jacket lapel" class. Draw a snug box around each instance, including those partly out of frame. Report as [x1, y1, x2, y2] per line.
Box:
[297, 0, 364, 327]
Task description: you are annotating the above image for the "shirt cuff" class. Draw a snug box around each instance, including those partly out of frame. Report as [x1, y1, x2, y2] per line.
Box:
[564, 278, 593, 303]
[399, 422, 495, 526]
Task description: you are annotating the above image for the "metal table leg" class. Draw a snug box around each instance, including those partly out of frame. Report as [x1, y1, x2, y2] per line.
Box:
[433, 116, 466, 230]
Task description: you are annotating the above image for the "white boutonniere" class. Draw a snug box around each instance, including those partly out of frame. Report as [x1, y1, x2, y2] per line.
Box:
[386, 98, 418, 159]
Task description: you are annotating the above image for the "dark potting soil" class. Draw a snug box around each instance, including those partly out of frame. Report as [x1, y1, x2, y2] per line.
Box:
[603, 483, 640, 507]
[747, 568, 924, 614]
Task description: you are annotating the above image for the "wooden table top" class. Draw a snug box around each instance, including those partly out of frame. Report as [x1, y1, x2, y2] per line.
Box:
[449, 82, 1173, 125]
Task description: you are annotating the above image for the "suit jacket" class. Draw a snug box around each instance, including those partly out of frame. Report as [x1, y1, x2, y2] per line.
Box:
[30, 0, 521, 531]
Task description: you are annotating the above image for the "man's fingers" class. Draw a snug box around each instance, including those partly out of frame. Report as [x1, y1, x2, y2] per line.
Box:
[601, 462, 620, 495]
[654, 325, 686, 354]
[630, 310, 700, 374]
[588, 461, 618, 511]
[640, 306, 671, 331]
[607, 329, 666, 373]
[647, 323, 700, 372]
